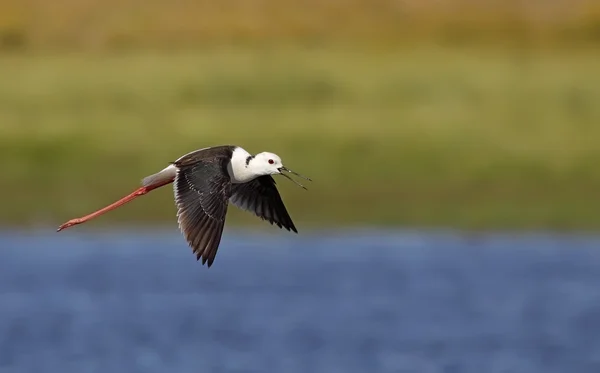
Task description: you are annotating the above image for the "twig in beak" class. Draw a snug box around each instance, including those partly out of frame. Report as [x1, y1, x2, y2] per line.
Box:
[285, 168, 312, 181]
[278, 166, 312, 189]
[280, 172, 307, 190]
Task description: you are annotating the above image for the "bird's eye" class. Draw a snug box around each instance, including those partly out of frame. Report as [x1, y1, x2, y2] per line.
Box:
[268, 159, 274, 164]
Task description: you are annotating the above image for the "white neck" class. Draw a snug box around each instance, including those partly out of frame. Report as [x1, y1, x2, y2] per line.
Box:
[227, 147, 258, 183]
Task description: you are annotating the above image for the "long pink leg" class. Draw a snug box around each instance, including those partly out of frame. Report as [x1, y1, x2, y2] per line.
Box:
[56, 177, 174, 232]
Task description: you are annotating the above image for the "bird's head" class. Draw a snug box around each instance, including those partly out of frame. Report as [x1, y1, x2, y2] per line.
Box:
[251, 152, 312, 189]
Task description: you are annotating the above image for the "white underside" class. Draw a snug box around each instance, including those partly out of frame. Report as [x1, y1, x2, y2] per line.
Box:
[141, 164, 177, 187]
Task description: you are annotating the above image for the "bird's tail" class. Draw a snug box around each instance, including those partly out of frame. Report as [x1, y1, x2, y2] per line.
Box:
[141, 164, 177, 187]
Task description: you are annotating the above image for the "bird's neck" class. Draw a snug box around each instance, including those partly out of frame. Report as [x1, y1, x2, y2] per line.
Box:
[228, 147, 259, 183]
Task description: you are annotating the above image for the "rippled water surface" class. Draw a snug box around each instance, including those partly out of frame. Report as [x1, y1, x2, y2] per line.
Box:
[1, 228, 600, 373]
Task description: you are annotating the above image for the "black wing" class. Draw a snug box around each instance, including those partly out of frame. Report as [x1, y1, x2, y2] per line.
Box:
[173, 158, 232, 267]
[230, 176, 297, 233]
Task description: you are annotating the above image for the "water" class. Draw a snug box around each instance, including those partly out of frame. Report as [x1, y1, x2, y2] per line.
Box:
[1, 228, 600, 373]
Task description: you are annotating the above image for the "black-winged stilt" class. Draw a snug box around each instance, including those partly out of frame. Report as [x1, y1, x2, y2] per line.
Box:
[57, 145, 311, 267]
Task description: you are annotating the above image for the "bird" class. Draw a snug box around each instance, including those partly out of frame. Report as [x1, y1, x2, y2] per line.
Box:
[56, 145, 311, 268]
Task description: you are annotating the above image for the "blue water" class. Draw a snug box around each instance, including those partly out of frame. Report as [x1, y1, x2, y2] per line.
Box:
[1, 228, 600, 373]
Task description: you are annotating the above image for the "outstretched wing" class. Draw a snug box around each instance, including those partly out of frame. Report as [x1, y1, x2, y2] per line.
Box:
[230, 175, 297, 233]
[173, 158, 232, 267]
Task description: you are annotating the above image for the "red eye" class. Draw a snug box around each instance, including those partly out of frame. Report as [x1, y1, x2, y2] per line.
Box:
[268, 159, 274, 164]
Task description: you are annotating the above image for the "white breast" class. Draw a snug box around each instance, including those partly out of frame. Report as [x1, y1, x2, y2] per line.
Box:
[227, 147, 257, 184]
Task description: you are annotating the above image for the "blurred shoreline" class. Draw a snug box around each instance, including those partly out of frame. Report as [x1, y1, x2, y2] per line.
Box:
[3, 45, 599, 231]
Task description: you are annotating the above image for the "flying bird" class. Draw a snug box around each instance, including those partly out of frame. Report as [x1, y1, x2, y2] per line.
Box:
[56, 145, 311, 267]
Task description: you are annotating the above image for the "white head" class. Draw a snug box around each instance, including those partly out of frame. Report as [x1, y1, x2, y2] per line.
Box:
[250, 152, 283, 175]
[249, 151, 311, 189]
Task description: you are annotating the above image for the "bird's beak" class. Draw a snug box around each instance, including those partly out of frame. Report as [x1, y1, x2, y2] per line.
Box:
[278, 166, 312, 190]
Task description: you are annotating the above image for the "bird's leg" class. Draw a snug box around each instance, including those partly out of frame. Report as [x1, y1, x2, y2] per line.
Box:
[56, 177, 174, 232]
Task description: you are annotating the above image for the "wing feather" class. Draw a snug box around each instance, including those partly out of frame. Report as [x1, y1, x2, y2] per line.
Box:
[230, 175, 297, 233]
[174, 158, 231, 267]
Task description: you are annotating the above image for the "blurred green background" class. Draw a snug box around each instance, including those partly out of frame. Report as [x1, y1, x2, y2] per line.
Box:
[1, 0, 599, 231]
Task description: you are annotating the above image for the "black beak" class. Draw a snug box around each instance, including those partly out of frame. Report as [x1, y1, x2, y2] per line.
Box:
[278, 166, 312, 190]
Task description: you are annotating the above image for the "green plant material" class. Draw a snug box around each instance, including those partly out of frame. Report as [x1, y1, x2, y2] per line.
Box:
[1, 45, 599, 231]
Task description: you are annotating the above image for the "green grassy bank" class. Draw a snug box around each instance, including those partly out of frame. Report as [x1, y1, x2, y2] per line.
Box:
[1, 45, 599, 231]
